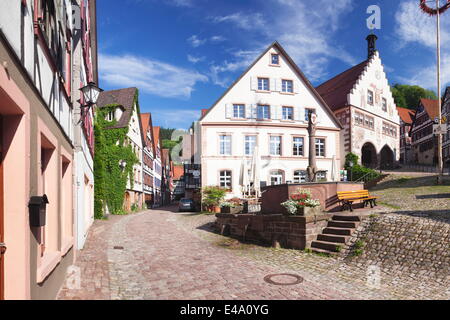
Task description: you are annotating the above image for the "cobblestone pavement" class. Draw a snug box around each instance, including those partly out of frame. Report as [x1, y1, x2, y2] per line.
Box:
[58, 206, 449, 300]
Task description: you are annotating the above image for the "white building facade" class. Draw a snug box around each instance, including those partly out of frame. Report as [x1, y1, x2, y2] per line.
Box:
[198, 42, 342, 198]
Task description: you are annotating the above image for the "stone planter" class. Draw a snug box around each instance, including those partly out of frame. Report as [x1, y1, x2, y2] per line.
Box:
[297, 206, 322, 217]
[221, 205, 243, 214]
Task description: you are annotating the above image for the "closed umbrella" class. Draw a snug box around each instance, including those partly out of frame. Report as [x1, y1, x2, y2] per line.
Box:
[241, 158, 250, 196]
[251, 146, 261, 198]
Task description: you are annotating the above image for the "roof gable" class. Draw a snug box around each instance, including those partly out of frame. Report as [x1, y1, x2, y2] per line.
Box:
[396, 107, 415, 124]
[97, 87, 138, 129]
[420, 98, 439, 121]
[199, 41, 342, 129]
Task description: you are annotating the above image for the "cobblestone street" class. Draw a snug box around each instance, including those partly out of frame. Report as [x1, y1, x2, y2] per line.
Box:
[57, 206, 449, 300]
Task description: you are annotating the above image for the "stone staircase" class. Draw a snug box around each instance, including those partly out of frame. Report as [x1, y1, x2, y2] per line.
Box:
[311, 214, 361, 255]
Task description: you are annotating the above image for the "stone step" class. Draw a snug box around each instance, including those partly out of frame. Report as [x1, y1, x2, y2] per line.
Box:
[317, 234, 348, 243]
[322, 227, 353, 236]
[311, 240, 343, 252]
[328, 220, 358, 229]
[310, 247, 334, 256]
[332, 215, 361, 222]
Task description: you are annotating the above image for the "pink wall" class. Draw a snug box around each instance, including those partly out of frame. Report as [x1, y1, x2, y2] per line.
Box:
[0, 64, 31, 299]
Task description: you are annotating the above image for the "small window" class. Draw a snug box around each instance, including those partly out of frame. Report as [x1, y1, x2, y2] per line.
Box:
[315, 138, 325, 157]
[293, 170, 307, 183]
[367, 90, 374, 105]
[106, 111, 114, 121]
[282, 106, 294, 120]
[270, 136, 282, 156]
[233, 104, 245, 119]
[245, 136, 256, 156]
[382, 98, 387, 112]
[281, 80, 293, 93]
[305, 108, 316, 122]
[293, 137, 304, 156]
[257, 105, 270, 120]
[219, 135, 231, 155]
[271, 54, 279, 65]
[219, 170, 232, 189]
[257, 78, 269, 91]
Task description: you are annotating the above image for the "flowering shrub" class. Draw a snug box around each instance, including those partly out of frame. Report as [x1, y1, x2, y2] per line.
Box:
[220, 201, 235, 208]
[281, 188, 321, 215]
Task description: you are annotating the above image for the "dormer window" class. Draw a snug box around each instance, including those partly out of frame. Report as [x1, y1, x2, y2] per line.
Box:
[271, 54, 279, 65]
[106, 111, 114, 121]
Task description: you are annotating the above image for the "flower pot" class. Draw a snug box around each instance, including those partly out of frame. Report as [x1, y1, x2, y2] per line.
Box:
[297, 206, 322, 217]
[214, 206, 221, 213]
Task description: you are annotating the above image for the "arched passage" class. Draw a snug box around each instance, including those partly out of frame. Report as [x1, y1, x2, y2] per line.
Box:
[380, 145, 394, 169]
[361, 142, 377, 168]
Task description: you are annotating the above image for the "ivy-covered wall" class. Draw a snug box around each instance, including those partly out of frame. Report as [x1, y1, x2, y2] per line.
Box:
[94, 94, 140, 218]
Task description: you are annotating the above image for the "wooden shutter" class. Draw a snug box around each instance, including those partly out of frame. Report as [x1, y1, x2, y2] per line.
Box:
[270, 106, 277, 120]
[251, 105, 258, 119]
[245, 105, 252, 119]
[294, 106, 301, 121]
[294, 81, 300, 94]
[225, 104, 233, 119]
[269, 78, 275, 92]
[250, 77, 257, 91]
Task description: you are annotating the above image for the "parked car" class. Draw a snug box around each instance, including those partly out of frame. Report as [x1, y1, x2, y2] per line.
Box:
[178, 198, 195, 212]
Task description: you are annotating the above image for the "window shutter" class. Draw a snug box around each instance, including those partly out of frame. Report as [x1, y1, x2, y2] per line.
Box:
[294, 107, 301, 121]
[269, 78, 275, 92]
[250, 77, 257, 91]
[270, 105, 277, 120]
[278, 105, 283, 120]
[294, 81, 300, 94]
[225, 104, 233, 119]
[251, 105, 258, 119]
[275, 79, 281, 92]
[245, 104, 252, 119]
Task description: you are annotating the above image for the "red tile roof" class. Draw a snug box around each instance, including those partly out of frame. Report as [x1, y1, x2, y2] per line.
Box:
[201, 109, 209, 117]
[140, 113, 150, 135]
[396, 107, 415, 124]
[316, 60, 369, 111]
[420, 98, 439, 121]
[173, 165, 184, 180]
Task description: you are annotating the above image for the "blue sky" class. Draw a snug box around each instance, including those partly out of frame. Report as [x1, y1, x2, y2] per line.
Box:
[97, 0, 450, 130]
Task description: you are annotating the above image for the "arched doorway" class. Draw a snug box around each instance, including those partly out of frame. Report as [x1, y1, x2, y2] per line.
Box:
[380, 145, 394, 169]
[361, 142, 377, 168]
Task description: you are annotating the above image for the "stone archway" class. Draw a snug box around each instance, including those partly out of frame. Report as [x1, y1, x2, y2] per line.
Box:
[361, 142, 377, 168]
[380, 145, 394, 170]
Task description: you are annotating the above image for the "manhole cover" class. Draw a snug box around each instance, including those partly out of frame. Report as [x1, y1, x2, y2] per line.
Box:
[263, 273, 303, 286]
[113, 246, 124, 250]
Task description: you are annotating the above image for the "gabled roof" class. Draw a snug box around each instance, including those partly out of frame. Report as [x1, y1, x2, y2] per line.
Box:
[152, 126, 161, 157]
[396, 107, 415, 124]
[316, 60, 369, 111]
[419, 98, 439, 121]
[97, 87, 137, 129]
[140, 112, 156, 155]
[162, 149, 170, 166]
[199, 41, 342, 129]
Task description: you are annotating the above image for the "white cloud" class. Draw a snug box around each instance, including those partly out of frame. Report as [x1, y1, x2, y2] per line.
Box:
[211, 12, 266, 31]
[151, 109, 201, 128]
[187, 35, 207, 48]
[210, 35, 226, 42]
[208, 0, 356, 85]
[99, 53, 208, 99]
[395, 0, 450, 92]
[187, 54, 205, 64]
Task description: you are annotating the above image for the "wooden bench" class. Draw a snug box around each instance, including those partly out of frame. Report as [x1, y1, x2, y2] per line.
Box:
[337, 190, 378, 212]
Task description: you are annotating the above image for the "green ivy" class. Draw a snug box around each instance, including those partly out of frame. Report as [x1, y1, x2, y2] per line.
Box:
[93, 91, 140, 218]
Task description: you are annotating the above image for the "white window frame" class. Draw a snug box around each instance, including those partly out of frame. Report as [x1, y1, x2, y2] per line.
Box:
[257, 77, 269, 91]
[257, 105, 270, 120]
[282, 106, 294, 120]
[305, 108, 316, 122]
[382, 98, 387, 112]
[219, 170, 232, 189]
[219, 135, 232, 155]
[281, 80, 293, 93]
[293, 170, 307, 183]
[315, 138, 325, 157]
[367, 90, 374, 105]
[233, 104, 246, 119]
[244, 135, 256, 156]
[270, 136, 282, 156]
[270, 170, 284, 186]
[271, 54, 280, 65]
[293, 137, 304, 156]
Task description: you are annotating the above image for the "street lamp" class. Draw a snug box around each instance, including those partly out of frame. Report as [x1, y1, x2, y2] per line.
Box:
[79, 81, 102, 116]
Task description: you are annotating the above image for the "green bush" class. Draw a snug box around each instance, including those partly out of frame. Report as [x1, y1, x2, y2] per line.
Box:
[202, 186, 227, 207]
[344, 153, 381, 181]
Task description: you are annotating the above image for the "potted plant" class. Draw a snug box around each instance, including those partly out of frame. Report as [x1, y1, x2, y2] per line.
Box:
[280, 188, 322, 216]
[220, 200, 243, 214]
[202, 186, 227, 213]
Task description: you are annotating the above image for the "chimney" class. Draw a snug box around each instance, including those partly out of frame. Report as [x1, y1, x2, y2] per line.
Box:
[366, 34, 378, 59]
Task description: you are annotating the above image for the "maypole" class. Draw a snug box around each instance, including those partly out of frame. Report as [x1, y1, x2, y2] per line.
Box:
[420, 0, 450, 184]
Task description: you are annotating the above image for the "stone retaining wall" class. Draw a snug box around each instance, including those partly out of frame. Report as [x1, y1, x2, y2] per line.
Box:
[343, 213, 450, 280]
[215, 213, 330, 250]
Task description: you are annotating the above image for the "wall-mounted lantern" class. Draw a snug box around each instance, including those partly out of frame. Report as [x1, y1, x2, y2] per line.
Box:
[79, 82, 103, 117]
[29, 194, 49, 227]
